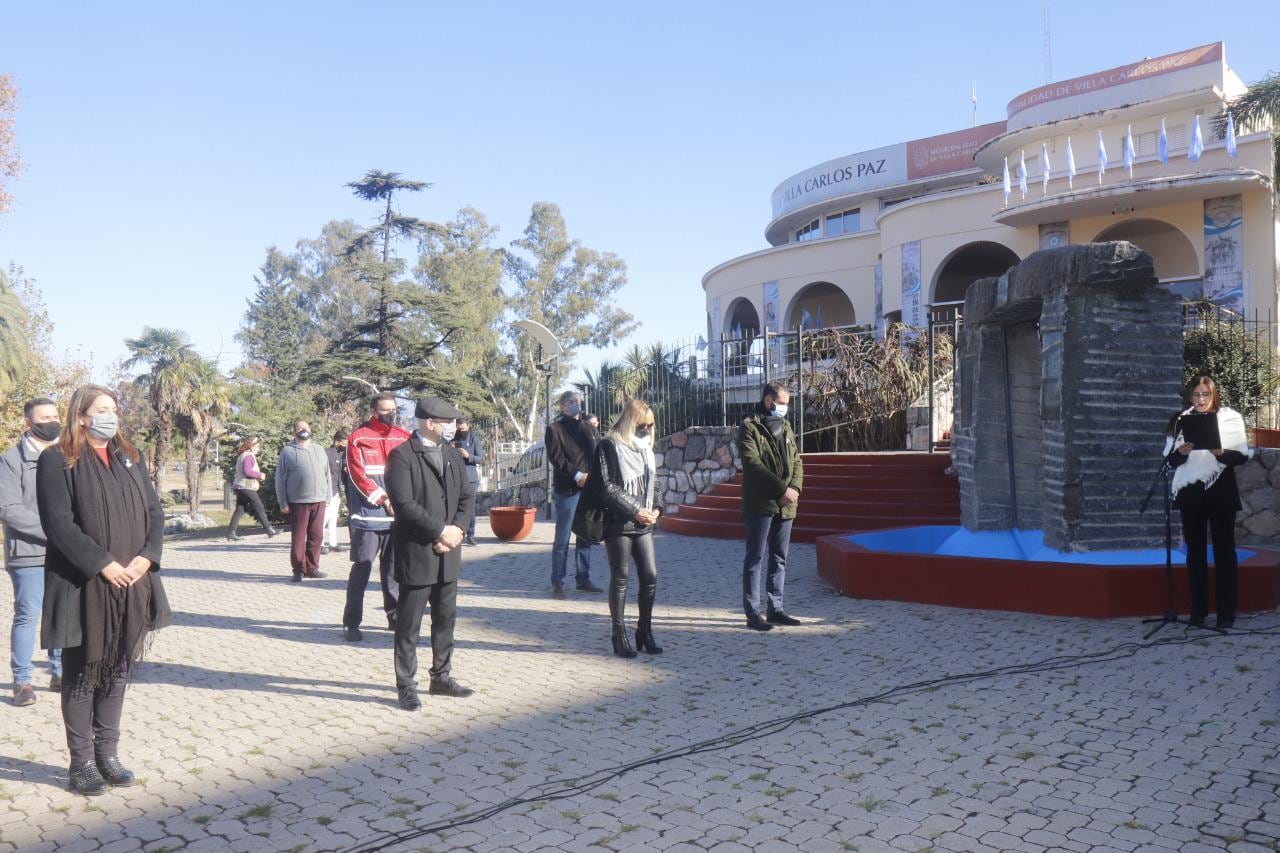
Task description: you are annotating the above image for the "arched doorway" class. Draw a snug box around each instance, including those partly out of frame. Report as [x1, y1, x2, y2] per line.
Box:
[786, 282, 855, 330]
[1094, 219, 1200, 299]
[724, 297, 760, 339]
[932, 242, 1021, 306]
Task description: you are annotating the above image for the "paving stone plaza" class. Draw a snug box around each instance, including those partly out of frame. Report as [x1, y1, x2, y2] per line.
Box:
[1, 522, 1278, 853]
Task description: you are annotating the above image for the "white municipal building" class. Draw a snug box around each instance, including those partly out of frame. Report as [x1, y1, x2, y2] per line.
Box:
[704, 42, 1276, 339]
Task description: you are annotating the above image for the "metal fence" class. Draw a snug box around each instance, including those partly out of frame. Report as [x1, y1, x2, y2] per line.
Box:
[1181, 301, 1280, 430]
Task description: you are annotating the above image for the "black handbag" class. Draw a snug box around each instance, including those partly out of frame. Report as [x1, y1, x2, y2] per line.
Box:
[572, 492, 607, 545]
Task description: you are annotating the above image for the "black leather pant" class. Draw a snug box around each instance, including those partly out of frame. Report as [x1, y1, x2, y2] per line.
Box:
[605, 530, 658, 631]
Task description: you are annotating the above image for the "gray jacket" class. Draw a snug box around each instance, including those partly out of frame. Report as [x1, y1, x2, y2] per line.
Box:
[0, 437, 48, 569]
[275, 440, 332, 506]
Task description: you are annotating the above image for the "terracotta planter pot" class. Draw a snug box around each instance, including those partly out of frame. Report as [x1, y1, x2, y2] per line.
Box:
[489, 506, 538, 542]
[1253, 428, 1280, 449]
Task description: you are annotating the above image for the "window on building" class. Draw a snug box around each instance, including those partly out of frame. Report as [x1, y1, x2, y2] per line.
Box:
[824, 208, 861, 237]
[796, 219, 821, 242]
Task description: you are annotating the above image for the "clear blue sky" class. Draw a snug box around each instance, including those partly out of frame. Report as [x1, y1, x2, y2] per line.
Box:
[1, 1, 1275, 383]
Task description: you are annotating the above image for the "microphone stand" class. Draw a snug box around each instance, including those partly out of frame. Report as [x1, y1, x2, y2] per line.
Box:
[1139, 448, 1224, 638]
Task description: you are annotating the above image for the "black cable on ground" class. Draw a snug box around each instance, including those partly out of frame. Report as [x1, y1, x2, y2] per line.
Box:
[342, 622, 1280, 853]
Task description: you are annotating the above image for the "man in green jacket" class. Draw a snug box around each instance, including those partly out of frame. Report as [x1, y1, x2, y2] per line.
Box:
[737, 382, 804, 631]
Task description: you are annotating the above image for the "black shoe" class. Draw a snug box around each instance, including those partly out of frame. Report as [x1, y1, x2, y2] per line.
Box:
[576, 581, 604, 593]
[635, 626, 664, 655]
[386, 613, 397, 632]
[746, 614, 774, 631]
[1189, 615, 1206, 628]
[343, 626, 363, 642]
[767, 611, 802, 626]
[611, 626, 638, 658]
[69, 761, 107, 796]
[227, 531, 240, 541]
[333, 543, 347, 551]
[291, 572, 302, 584]
[428, 677, 475, 698]
[305, 570, 326, 579]
[397, 686, 421, 711]
[464, 536, 477, 546]
[320, 545, 331, 555]
[267, 528, 279, 538]
[1216, 616, 1235, 630]
[95, 756, 135, 787]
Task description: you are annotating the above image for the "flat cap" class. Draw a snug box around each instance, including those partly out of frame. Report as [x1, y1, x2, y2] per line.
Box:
[415, 397, 463, 420]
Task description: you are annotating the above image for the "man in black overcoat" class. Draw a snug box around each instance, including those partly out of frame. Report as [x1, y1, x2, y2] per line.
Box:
[385, 397, 476, 710]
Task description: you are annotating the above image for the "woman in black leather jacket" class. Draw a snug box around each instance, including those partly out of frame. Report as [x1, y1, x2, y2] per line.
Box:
[586, 399, 664, 658]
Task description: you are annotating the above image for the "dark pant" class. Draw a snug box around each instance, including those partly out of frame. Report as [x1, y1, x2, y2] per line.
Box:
[605, 530, 658, 631]
[743, 513, 793, 618]
[1180, 499, 1239, 622]
[60, 646, 128, 765]
[344, 528, 399, 628]
[394, 580, 458, 688]
[289, 502, 325, 575]
[229, 488, 271, 534]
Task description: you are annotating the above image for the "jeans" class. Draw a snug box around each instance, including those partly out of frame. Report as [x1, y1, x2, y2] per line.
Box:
[8, 566, 61, 685]
[551, 491, 593, 586]
[743, 514, 793, 618]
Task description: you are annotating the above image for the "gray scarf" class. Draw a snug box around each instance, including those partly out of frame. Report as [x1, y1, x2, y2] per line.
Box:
[613, 438, 654, 509]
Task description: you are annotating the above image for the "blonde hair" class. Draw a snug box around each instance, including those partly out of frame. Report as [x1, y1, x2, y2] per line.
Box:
[57, 384, 141, 469]
[608, 399, 654, 449]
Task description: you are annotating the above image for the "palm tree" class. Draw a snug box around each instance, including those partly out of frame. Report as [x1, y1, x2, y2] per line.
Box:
[1218, 71, 1280, 184]
[176, 358, 232, 516]
[124, 327, 198, 490]
[0, 268, 29, 397]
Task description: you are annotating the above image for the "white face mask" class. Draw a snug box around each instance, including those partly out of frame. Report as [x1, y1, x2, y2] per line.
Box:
[633, 434, 653, 451]
[422, 420, 457, 443]
[87, 412, 119, 441]
[771, 404, 789, 418]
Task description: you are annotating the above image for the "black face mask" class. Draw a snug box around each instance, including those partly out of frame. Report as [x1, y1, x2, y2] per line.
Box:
[30, 421, 61, 442]
[377, 412, 397, 426]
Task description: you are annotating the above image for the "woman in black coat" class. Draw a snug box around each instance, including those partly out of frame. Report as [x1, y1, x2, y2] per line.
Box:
[585, 399, 664, 658]
[1164, 374, 1250, 629]
[38, 385, 171, 795]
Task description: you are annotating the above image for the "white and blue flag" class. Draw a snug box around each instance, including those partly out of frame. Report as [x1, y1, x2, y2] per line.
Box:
[1157, 118, 1169, 165]
[1041, 142, 1051, 192]
[1018, 149, 1028, 198]
[1066, 137, 1076, 188]
[1097, 131, 1108, 180]
[1225, 112, 1237, 157]
[1002, 156, 1011, 204]
[1123, 125, 1136, 178]
[1189, 114, 1204, 162]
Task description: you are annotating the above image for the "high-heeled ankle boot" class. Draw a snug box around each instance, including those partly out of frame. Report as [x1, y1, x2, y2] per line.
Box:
[635, 624, 663, 654]
[611, 625, 637, 658]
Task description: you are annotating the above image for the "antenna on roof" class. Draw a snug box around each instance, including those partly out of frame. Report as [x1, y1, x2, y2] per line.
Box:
[1042, 0, 1053, 83]
[971, 81, 977, 127]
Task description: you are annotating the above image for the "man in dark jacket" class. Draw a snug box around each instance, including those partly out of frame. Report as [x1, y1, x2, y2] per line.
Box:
[452, 418, 483, 546]
[736, 382, 804, 631]
[0, 398, 64, 705]
[385, 397, 476, 710]
[545, 391, 601, 599]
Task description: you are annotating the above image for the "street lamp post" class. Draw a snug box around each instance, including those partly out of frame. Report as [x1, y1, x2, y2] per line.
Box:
[512, 320, 563, 521]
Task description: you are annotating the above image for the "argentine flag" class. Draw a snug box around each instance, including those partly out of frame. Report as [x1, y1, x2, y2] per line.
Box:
[1002, 156, 1011, 204]
[1066, 137, 1076, 188]
[1018, 150, 1028, 198]
[1189, 114, 1204, 162]
[1158, 118, 1169, 165]
[1123, 125, 1136, 178]
[1226, 112, 1237, 157]
[1097, 131, 1109, 179]
[1041, 142, 1051, 192]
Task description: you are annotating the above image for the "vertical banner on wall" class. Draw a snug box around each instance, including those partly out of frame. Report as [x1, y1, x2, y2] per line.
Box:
[710, 296, 722, 375]
[901, 241, 923, 328]
[1203, 195, 1244, 312]
[874, 263, 885, 338]
[762, 281, 782, 370]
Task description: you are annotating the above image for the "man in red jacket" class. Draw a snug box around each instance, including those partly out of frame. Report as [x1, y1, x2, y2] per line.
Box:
[342, 393, 411, 641]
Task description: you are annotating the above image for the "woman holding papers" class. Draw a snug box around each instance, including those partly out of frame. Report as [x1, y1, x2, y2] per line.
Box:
[1164, 374, 1250, 629]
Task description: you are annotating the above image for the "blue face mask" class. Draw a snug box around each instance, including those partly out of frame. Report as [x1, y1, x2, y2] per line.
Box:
[564, 401, 581, 418]
[770, 404, 788, 418]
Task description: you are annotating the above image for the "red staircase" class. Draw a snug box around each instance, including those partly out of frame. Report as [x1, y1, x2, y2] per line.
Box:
[659, 452, 959, 543]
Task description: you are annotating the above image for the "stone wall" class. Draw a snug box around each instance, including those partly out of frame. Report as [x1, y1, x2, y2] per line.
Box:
[477, 425, 740, 515]
[1235, 449, 1280, 545]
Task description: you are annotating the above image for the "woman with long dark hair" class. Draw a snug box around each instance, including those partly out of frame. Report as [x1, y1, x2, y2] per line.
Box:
[1164, 374, 1251, 629]
[586, 399, 664, 658]
[228, 436, 276, 540]
[37, 385, 172, 795]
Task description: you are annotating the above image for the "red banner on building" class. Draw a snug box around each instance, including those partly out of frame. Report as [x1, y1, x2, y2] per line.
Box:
[906, 121, 1007, 180]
